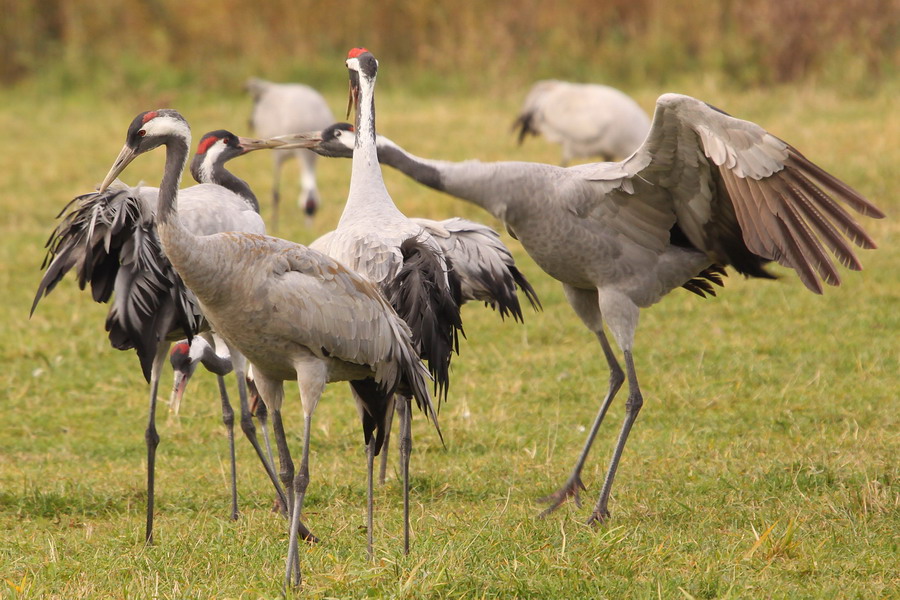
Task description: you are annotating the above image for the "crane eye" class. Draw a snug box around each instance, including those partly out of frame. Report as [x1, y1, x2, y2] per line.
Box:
[138, 130, 146, 137]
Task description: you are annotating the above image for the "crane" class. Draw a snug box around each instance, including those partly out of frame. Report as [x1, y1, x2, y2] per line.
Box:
[246, 77, 335, 229]
[307, 48, 469, 554]
[513, 80, 651, 165]
[31, 130, 290, 543]
[96, 108, 440, 590]
[264, 94, 884, 525]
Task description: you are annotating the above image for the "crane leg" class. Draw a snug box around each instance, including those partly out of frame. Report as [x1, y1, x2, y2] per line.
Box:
[252, 397, 277, 477]
[235, 361, 310, 535]
[377, 400, 397, 485]
[285, 411, 313, 590]
[216, 374, 239, 520]
[366, 436, 376, 561]
[587, 350, 642, 526]
[397, 395, 412, 555]
[298, 150, 319, 225]
[538, 327, 624, 516]
[144, 344, 169, 545]
[251, 396, 280, 507]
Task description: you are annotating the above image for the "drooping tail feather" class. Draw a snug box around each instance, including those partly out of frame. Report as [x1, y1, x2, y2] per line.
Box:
[383, 237, 464, 403]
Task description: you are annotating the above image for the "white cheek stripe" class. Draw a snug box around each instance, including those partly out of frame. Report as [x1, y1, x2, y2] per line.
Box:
[143, 115, 190, 139]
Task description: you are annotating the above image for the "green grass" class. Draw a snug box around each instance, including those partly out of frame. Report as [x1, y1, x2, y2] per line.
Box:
[1, 78, 897, 599]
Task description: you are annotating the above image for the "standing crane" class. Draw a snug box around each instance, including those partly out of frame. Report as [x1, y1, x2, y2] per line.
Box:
[513, 80, 651, 165]
[309, 48, 468, 554]
[96, 108, 439, 590]
[31, 130, 290, 543]
[266, 94, 884, 525]
[246, 78, 335, 229]
[269, 122, 543, 483]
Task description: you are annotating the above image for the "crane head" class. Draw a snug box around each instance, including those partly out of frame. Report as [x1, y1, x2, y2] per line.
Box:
[99, 109, 190, 193]
[259, 123, 355, 158]
[345, 48, 377, 122]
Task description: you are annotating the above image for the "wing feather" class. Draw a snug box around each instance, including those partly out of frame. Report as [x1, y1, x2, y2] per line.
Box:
[573, 93, 882, 292]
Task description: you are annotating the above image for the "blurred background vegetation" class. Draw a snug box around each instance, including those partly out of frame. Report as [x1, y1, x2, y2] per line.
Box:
[2, 0, 898, 97]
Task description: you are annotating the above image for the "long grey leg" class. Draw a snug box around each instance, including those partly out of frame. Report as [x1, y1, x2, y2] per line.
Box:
[539, 285, 625, 516]
[397, 395, 412, 554]
[144, 344, 169, 545]
[253, 398, 278, 479]
[538, 328, 624, 515]
[271, 409, 295, 521]
[587, 350, 642, 525]
[377, 400, 396, 485]
[231, 354, 293, 522]
[285, 412, 313, 591]
[366, 436, 376, 562]
[216, 374, 239, 520]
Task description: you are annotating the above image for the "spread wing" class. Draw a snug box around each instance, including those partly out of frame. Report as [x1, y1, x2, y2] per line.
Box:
[570, 93, 883, 293]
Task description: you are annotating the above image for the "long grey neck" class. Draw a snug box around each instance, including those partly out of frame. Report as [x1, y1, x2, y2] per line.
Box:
[375, 137, 523, 222]
[157, 137, 190, 226]
[340, 70, 402, 227]
[194, 162, 259, 212]
[156, 137, 198, 266]
[199, 343, 234, 376]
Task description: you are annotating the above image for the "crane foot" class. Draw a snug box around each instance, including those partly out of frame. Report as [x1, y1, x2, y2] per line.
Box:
[537, 474, 586, 517]
[585, 506, 611, 527]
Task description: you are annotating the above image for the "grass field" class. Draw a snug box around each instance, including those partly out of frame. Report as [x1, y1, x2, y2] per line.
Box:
[1, 77, 897, 599]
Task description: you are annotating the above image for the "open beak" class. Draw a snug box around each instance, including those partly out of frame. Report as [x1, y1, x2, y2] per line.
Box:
[237, 136, 272, 154]
[260, 131, 324, 150]
[346, 72, 360, 121]
[168, 369, 193, 415]
[99, 144, 138, 193]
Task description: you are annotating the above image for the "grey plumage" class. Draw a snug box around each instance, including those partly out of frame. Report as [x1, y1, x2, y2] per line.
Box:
[266, 93, 883, 525]
[513, 80, 651, 164]
[96, 107, 438, 590]
[32, 131, 277, 543]
[246, 77, 335, 227]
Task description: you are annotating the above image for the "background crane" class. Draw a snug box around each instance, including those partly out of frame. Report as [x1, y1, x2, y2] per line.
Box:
[513, 80, 651, 165]
[246, 78, 335, 229]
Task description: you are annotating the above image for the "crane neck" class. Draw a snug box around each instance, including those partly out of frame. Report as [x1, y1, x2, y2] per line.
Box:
[342, 67, 398, 224]
[192, 158, 259, 212]
[156, 134, 200, 266]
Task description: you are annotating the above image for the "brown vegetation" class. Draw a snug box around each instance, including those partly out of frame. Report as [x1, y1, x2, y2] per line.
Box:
[2, 0, 898, 91]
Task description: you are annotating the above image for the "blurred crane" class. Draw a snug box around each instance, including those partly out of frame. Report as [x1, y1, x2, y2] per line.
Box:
[246, 77, 335, 229]
[513, 80, 651, 165]
[269, 93, 884, 525]
[31, 130, 289, 543]
[96, 107, 439, 591]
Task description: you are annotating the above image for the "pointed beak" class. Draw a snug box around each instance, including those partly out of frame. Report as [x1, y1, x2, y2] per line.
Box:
[261, 131, 324, 150]
[346, 72, 360, 121]
[237, 136, 272, 154]
[169, 369, 193, 415]
[99, 144, 138, 193]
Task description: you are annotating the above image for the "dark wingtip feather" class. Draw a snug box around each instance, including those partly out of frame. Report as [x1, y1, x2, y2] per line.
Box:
[682, 264, 728, 298]
[384, 237, 464, 402]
